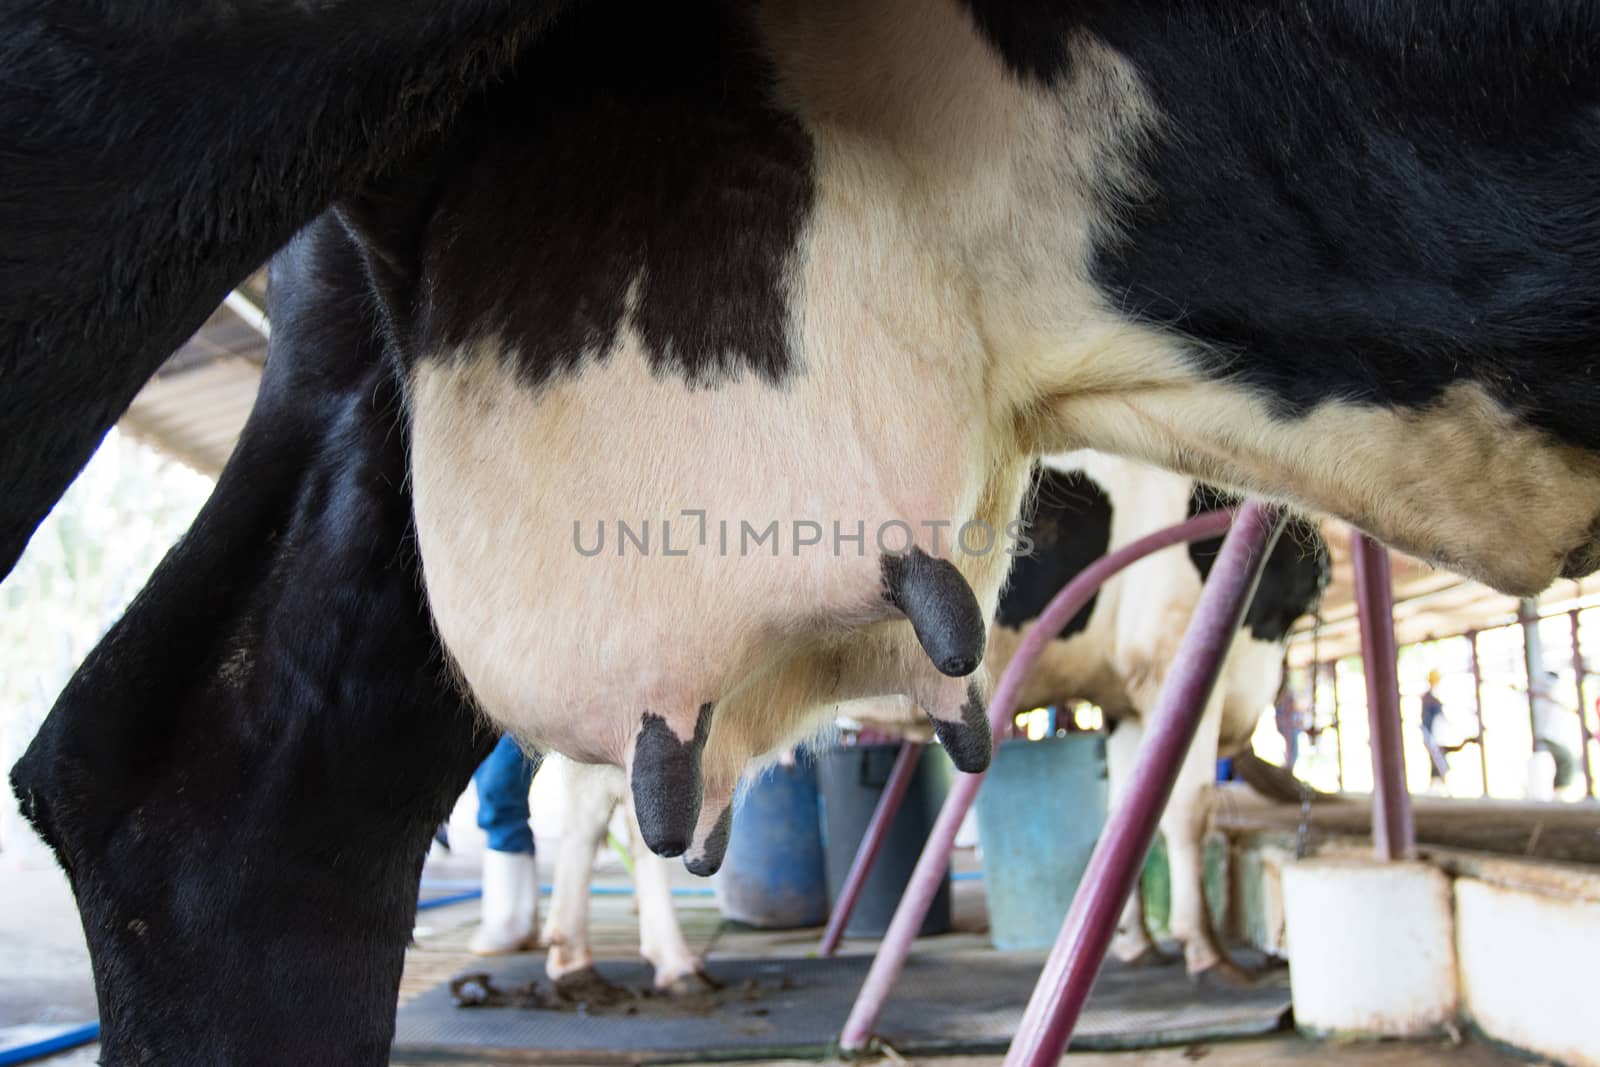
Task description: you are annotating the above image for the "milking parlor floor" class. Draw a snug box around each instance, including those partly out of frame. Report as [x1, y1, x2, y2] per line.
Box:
[393, 836, 1528, 1067]
[0, 834, 1531, 1067]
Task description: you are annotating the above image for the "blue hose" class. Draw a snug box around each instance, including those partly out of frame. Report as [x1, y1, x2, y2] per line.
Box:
[0, 1022, 100, 1066]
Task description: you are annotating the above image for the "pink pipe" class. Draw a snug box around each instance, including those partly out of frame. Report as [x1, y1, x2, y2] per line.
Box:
[1002, 500, 1283, 1067]
[1351, 533, 1415, 860]
[818, 740, 925, 956]
[837, 506, 1236, 1053]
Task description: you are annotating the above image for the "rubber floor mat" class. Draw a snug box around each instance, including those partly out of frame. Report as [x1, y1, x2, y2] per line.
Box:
[392, 949, 1291, 1064]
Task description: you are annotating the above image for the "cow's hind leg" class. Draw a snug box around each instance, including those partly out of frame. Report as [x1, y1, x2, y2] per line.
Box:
[1105, 716, 1172, 966]
[7, 216, 494, 1066]
[1159, 693, 1252, 984]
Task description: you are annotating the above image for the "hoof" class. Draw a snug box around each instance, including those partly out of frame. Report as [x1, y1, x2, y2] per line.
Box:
[1192, 958, 1256, 989]
[468, 929, 541, 956]
[552, 966, 635, 1008]
[657, 969, 718, 997]
[1116, 943, 1178, 969]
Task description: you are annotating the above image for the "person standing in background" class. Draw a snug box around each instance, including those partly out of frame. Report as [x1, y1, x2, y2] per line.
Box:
[1420, 669, 1450, 785]
[469, 734, 542, 955]
[1274, 678, 1307, 773]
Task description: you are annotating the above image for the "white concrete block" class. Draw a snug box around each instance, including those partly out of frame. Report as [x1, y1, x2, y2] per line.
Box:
[1456, 877, 1600, 1067]
[1282, 857, 1457, 1037]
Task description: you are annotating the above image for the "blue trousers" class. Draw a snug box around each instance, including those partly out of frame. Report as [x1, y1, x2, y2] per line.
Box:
[474, 734, 538, 854]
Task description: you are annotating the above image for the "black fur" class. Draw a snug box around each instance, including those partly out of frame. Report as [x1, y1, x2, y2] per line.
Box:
[347, 1, 815, 388]
[0, 0, 569, 580]
[1187, 486, 1332, 642]
[965, 1, 1600, 451]
[880, 548, 988, 678]
[996, 468, 1114, 636]
[8, 217, 492, 1067]
[630, 703, 715, 858]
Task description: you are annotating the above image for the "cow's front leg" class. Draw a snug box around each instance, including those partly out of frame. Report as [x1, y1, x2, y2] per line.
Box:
[542, 761, 613, 984]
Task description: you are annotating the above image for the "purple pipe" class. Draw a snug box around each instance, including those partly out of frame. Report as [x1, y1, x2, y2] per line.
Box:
[1351, 532, 1415, 861]
[1002, 500, 1283, 1067]
[836, 506, 1236, 1054]
[819, 740, 925, 956]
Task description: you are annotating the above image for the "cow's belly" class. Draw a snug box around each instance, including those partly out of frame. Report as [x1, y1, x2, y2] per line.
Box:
[408, 343, 1003, 768]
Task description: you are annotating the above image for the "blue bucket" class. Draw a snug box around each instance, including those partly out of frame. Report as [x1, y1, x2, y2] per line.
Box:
[974, 735, 1108, 950]
[716, 752, 829, 928]
[817, 743, 954, 939]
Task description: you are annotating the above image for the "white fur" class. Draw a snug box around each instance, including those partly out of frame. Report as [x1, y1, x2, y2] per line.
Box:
[540, 757, 704, 989]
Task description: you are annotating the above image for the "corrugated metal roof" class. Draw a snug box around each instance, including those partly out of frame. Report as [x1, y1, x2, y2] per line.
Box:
[119, 280, 266, 478]
[1287, 522, 1600, 665]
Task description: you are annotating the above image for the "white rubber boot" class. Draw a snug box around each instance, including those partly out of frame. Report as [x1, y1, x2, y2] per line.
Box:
[469, 850, 540, 955]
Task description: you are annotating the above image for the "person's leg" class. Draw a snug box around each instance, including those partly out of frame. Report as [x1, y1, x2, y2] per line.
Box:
[476, 734, 537, 852]
[471, 734, 541, 955]
[1423, 728, 1449, 783]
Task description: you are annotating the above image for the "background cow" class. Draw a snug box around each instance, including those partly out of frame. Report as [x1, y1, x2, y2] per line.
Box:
[539, 757, 711, 994]
[988, 454, 1329, 981]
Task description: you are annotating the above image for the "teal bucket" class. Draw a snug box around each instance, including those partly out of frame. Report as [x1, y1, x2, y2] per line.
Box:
[716, 752, 829, 929]
[974, 735, 1108, 950]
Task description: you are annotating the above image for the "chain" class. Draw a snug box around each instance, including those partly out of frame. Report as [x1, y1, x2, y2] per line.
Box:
[1296, 609, 1326, 860]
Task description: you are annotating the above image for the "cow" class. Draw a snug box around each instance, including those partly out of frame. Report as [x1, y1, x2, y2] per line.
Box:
[987, 454, 1329, 981]
[9, 1, 1600, 1062]
[539, 757, 712, 994]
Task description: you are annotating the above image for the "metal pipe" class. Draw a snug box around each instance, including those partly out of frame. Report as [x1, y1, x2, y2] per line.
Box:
[818, 740, 925, 956]
[223, 288, 271, 339]
[1520, 598, 1546, 745]
[1467, 631, 1490, 797]
[836, 507, 1237, 1054]
[1571, 609, 1595, 800]
[1352, 533, 1415, 861]
[1330, 662, 1344, 791]
[1003, 501, 1285, 1067]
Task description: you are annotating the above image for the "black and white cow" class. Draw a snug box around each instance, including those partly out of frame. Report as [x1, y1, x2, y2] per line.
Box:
[8, 1, 1600, 1062]
[989, 454, 1328, 980]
